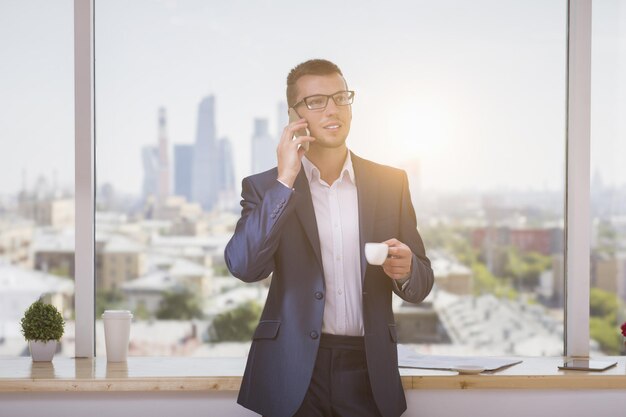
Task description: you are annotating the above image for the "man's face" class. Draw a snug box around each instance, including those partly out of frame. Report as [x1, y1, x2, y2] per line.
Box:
[293, 73, 352, 150]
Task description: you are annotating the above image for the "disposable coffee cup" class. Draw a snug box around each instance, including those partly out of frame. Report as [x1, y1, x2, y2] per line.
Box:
[102, 310, 133, 362]
[365, 242, 389, 265]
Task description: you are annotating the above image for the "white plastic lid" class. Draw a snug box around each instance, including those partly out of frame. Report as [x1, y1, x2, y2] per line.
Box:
[102, 310, 133, 319]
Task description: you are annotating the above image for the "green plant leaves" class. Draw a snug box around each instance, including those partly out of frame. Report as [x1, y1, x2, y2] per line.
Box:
[20, 300, 65, 342]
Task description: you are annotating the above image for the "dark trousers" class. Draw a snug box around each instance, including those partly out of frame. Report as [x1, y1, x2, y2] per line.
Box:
[291, 333, 383, 417]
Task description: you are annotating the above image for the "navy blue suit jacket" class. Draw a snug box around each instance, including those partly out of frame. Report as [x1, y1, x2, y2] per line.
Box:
[224, 152, 434, 417]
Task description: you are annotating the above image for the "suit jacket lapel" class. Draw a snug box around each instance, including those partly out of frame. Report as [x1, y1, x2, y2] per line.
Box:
[294, 169, 323, 270]
[352, 152, 378, 284]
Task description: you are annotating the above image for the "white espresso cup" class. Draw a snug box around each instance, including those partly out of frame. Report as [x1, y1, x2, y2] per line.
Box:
[102, 310, 133, 362]
[365, 242, 389, 265]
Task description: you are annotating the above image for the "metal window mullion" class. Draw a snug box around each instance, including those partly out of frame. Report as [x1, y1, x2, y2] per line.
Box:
[74, 0, 95, 358]
[565, 0, 592, 358]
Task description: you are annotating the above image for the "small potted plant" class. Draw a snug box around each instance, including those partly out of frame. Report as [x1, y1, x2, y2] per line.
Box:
[20, 300, 65, 361]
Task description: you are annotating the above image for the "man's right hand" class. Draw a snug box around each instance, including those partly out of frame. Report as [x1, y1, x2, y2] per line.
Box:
[276, 118, 315, 188]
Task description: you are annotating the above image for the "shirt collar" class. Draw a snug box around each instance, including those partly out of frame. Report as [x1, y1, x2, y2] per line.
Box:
[302, 150, 355, 186]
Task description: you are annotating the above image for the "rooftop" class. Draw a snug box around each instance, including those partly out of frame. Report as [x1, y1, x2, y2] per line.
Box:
[0, 262, 74, 294]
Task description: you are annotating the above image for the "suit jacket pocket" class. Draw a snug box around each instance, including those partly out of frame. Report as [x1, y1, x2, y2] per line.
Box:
[253, 320, 281, 340]
[388, 323, 398, 343]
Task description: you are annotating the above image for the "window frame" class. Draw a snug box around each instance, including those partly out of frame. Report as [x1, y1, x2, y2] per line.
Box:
[74, 0, 95, 358]
[73, 0, 592, 358]
[564, 0, 592, 358]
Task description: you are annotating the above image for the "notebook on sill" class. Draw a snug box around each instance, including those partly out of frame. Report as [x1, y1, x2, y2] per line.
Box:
[397, 344, 523, 373]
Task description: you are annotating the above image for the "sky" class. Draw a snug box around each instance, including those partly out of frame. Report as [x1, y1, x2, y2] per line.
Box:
[0, 0, 624, 197]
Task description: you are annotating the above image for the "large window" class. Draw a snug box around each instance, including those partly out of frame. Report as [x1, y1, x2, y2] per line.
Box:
[0, 0, 75, 357]
[94, 0, 567, 357]
[590, 0, 626, 356]
[10, 0, 614, 360]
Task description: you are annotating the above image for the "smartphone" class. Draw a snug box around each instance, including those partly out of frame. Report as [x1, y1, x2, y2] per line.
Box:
[288, 108, 310, 152]
[557, 359, 617, 372]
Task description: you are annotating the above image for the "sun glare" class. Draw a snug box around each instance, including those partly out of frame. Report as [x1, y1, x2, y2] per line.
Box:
[386, 96, 455, 164]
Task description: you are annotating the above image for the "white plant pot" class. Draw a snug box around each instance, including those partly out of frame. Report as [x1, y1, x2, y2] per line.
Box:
[29, 340, 57, 362]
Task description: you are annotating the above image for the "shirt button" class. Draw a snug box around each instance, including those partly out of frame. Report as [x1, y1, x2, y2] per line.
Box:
[315, 291, 324, 300]
[338, 289, 343, 295]
[310, 331, 319, 340]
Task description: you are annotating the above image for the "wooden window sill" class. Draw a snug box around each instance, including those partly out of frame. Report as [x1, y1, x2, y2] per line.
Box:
[2, 356, 626, 392]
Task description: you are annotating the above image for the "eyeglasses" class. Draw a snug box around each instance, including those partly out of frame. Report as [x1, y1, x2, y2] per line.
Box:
[293, 90, 355, 111]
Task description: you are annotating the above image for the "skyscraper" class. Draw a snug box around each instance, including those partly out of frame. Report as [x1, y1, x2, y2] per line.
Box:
[192, 96, 219, 211]
[251, 118, 275, 174]
[157, 107, 171, 202]
[216, 136, 236, 211]
[141, 145, 159, 201]
[174, 144, 193, 202]
[217, 137, 235, 193]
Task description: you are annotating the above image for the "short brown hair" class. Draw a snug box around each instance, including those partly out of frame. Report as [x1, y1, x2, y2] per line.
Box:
[286, 59, 346, 107]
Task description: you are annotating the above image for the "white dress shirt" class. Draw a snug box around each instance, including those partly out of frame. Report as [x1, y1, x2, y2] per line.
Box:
[301, 152, 364, 336]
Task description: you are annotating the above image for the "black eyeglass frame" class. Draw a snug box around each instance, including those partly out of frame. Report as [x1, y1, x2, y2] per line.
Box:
[292, 90, 355, 111]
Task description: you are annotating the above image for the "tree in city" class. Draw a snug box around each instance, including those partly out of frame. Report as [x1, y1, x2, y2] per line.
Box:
[156, 289, 204, 320]
[590, 317, 622, 355]
[590, 287, 618, 323]
[589, 287, 624, 354]
[502, 247, 552, 291]
[472, 262, 499, 295]
[211, 300, 262, 342]
[422, 224, 477, 265]
[49, 265, 71, 279]
[212, 265, 232, 277]
[133, 302, 151, 321]
[95, 288, 126, 317]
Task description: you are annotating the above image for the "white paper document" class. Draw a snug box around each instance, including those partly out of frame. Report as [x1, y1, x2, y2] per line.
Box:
[397, 344, 523, 372]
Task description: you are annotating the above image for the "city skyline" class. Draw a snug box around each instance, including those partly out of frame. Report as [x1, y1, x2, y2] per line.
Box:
[143, 95, 239, 211]
[1, 0, 625, 197]
[3, 0, 626, 368]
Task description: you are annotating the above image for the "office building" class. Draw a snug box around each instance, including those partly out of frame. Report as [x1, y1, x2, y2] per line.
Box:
[174, 144, 193, 202]
[157, 107, 171, 202]
[191, 96, 219, 211]
[142, 145, 159, 201]
[216, 136, 236, 211]
[251, 118, 275, 175]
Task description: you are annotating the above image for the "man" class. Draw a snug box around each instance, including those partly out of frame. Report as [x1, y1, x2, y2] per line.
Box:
[224, 59, 433, 417]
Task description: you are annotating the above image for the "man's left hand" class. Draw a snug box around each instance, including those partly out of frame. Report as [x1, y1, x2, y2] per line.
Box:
[381, 238, 413, 280]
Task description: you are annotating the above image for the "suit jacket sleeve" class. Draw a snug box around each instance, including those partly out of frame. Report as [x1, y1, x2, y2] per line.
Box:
[224, 177, 296, 283]
[391, 171, 434, 303]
